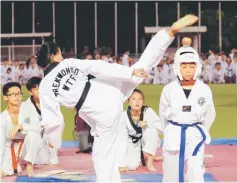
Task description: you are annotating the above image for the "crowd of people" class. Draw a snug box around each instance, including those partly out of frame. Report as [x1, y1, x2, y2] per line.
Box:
[1, 78, 59, 177]
[1, 57, 44, 85]
[0, 14, 220, 183]
[1, 47, 237, 86]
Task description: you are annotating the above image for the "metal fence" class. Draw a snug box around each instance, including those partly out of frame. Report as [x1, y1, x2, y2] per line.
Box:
[1, 45, 41, 62]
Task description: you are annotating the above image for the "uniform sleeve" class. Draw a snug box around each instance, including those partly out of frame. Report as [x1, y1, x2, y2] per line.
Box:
[159, 86, 170, 131]
[203, 87, 216, 131]
[146, 108, 163, 134]
[120, 29, 175, 101]
[0, 114, 6, 168]
[39, 87, 65, 149]
[18, 102, 42, 133]
[67, 58, 134, 82]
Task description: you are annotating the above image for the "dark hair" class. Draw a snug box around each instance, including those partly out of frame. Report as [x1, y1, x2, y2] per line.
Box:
[99, 47, 112, 56]
[215, 63, 221, 66]
[6, 68, 12, 72]
[83, 52, 93, 58]
[128, 89, 145, 101]
[214, 50, 220, 55]
[3, 58, 8, 62]
[26, 56, 35, 69]
[26, 77, 42, 91]
[2, 82, 21, 96]
[37, 41, 60, 68]
[13, 59, 19, 62]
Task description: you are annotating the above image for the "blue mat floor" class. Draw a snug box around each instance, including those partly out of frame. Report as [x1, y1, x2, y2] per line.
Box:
[17, 173, 216, 182]
[62, 138, 237, 148]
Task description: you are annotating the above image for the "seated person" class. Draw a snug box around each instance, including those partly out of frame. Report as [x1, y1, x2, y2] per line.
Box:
[119, 89, 163, 172]
[18, 77, 59, 176]
[74, 114, 93, 153]
[0, 82, 27, 177]
[212, 63, 225, 83]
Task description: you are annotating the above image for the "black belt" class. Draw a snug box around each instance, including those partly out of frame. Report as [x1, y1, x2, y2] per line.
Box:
[129, 134, 146, 167]
[75, 74, 95, 111]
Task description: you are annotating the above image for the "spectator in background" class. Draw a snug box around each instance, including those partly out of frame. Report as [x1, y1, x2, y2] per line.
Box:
[212, 63, 225, 83]
[1, 58, 10, 85]
[230, 48, 237, 61]
[153, 64, 169, 85]
[67, 47, 76, 58]
[202, 59, 212, 84]
[84, 53, 93, 60]
[38, 66, 44, 78]
[210, 51, 221, 70]
[94, 53, 101, 60]
[116, 57, 123, 65]
[166, 57, 176, 82]
[2, 68, 14, 85]
[122, 49, 130, 66]
[80, 46, 90, 59]
[160, 59, 169, 77]
[233, 55, 237, 83]
[224, 56, 235, 83]
[208, 49, 215, 62]
[99, 47, 113, 63]
[220, 53, 228, 71]
[93, 47, 100, 57]
[143, 67, 154, 84]
[18, 64, 26, 85]
[199, 53, 205, 65]
[62, 48, 66, 58]
[25, 56, 40, 81]
[74, 114, 93, 154]
[11, 59, 20, 82]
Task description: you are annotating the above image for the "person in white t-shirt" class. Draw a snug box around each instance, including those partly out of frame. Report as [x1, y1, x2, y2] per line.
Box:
[122, 50, 130, 66]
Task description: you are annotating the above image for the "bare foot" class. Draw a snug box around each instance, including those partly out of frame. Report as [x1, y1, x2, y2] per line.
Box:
[26, 163, 35, 177]
[168, 15, 198, 36]
[147, 164, 156, 172]
[119, 167, 129, 173]
[153, 156, 163, 161]
[0, 170, 6, 178]
[147, 154, 157, 172]
[48, 164, 59, 167]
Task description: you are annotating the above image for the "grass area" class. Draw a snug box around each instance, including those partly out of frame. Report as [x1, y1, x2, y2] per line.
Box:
[1, 84, 237, 139]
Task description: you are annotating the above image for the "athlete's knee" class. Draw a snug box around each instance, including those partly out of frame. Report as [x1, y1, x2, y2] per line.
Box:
[127, 161, 140, 170]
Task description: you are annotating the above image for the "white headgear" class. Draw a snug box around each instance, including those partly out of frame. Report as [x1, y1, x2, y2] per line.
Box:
[173, 46, 201, 80]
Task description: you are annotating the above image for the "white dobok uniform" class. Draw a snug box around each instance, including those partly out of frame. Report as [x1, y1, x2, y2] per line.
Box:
[159, 79, 216, 182]
[39, 29, 174, 183]
[18, 97, 59, 165]
[119, 107, 162, 170]
[0, 110, 27, 175]
[153, 67, 169, 85]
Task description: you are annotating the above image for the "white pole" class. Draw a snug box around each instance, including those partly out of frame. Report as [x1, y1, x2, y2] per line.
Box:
[12, 2, 14, 61]
[135, 2, 138, 55]
[155, 2, 158, 26]
[74, 2, 77, 56]
[52, 2, 55, 42]
[198, 2, 201, 53]
[219, 2, 222, 51]
[94, 2, 98, 48]
[114, 2, 118, 56]
[177, 2, 180, 48]
[32, 2, 35, 56]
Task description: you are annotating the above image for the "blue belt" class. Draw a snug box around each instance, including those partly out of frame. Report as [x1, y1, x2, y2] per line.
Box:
[168, 120, 206, 182]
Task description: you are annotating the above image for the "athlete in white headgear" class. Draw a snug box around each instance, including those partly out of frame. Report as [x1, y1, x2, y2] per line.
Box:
[159, 38, 216, 182]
